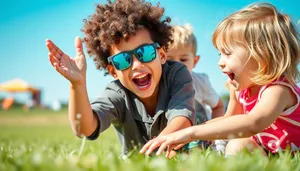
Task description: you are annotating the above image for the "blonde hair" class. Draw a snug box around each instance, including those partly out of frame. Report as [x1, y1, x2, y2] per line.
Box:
[169, 24, 197, 55]
[212, 3, 300, 85]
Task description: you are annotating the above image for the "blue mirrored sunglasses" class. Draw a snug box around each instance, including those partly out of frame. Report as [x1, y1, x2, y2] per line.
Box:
[107, 42, 160, 71]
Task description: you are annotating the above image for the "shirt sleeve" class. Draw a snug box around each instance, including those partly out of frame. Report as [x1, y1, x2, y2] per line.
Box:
[87, 89, 125, 140]
[200, 73, 219, 108]
[166, 66, 196, 125]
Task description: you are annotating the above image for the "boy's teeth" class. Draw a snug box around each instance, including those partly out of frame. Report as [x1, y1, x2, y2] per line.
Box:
[135, 74, 147, 79]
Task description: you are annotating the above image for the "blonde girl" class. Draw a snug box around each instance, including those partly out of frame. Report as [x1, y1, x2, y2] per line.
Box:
[140, 2, 300, 157]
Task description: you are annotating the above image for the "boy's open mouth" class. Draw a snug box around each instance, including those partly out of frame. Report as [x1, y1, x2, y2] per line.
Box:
[132, 73, 152, 90]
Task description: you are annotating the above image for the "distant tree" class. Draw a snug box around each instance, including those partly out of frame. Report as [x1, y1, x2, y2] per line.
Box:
[220, 93, 230, 112]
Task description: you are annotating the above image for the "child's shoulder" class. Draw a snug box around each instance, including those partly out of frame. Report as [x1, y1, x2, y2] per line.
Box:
[105, 80, 127, 97]
[161, 61, 193, 88]
[191, 72, 208, 79]
[106, 80, 123, 90]
[259, 77, 300, 97]
[164, 60, 186, 71]
[163, 60, 190, 77]
[191, 72, 210, 83]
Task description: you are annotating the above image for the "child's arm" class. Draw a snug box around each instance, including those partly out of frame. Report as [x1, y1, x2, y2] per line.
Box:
[192, 84, 295, 138]
[157, 116, 191, 158]
[196, 73, 225, 118]
[211, 98, 225, 118]
[224, 82, 244, 116]
[206, 83, 243, 123]
[158, 116, 192, 136]
[141, 84, 296, 156]
[69, 83, 98, 137]
[156, 64, 195, 139]
[46, 37, 98, 137]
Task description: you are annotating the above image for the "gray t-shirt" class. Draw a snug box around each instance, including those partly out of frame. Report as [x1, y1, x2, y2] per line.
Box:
[89, 61, 195, 155]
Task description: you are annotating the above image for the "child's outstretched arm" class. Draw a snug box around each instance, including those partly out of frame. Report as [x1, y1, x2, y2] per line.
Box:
[140, 84, 295, 156]
[159, 117, 192, 136]
[157, 116, 192, 157]
[46, 37, 98, 137]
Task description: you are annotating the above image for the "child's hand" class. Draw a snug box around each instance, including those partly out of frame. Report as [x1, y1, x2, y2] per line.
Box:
[139, 128, 193, 157]
[46, 37, 87, 86]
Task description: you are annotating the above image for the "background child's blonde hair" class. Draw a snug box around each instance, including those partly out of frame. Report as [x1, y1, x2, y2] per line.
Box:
[212, 3, 300, 85]
[169, 24, 197, 55]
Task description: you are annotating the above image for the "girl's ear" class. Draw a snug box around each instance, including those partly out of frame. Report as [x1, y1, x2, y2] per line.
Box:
[158, 47, 167, 64]
[106, 64, 118, 79]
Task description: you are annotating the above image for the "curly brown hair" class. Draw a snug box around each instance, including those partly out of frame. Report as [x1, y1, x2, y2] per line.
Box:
[82, 0, 173, 74]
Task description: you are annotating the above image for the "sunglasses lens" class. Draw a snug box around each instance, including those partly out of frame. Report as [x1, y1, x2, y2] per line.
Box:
[136, 45, 156, 63]
[112, 53, 132, 70]
[111, 43, 157, 70]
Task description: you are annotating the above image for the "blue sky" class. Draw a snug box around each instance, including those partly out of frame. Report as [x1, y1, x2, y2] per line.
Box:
[0, 0, 299, 105]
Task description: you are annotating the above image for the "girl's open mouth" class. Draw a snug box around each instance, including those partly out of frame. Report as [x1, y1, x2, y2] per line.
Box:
[226, 72, 239, 89]
[228, 73, 235, 80]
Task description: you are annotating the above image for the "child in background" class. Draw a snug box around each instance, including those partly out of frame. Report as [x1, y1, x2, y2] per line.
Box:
[140, 2, 300, 157]
[46, 0, 195, 157]
[167, 24, 225, 150]
[168, 24, 224, 121]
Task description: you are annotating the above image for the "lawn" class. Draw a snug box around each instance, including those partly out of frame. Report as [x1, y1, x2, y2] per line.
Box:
[0, 109, 299, 171]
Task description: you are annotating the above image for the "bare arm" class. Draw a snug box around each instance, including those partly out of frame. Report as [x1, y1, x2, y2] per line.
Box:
[141, 84, 295, 155]
[46, 37, 98, 137]
[206, 83, 243, 123]
[224, 83, 244, 117]
[69, 83, 98, 137]
[158, 116, 192, 157]
[159, 116, 192, 136]
[191, 85, 294, 140]
[211, 98, 225, 118]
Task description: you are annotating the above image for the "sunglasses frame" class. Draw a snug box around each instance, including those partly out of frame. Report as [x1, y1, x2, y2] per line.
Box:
[107, 42, 160, 71]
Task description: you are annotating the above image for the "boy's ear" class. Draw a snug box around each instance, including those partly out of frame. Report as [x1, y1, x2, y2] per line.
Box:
[193, 55, 200, 68]
[158, 47, 167, 64]
[106, 64, 118, 79]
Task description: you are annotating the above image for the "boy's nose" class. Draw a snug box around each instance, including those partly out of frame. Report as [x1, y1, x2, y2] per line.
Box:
[131, 55, 144, 70]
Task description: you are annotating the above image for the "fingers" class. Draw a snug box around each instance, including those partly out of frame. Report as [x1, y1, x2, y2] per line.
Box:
[74, 37, 85, 57]
[174, 143, 185, 150]
[48, 52, 59, 67]
[165, 147, 171, 158]
[45, 39, 65, 60]
[139, 138, 155, 154]
[139, 138, 162, 155]
[165, 144, 185, 157]
[145, 138, 167, 155]
[139, 137, 178, 157]
[155, 141, 169, 156]
[48, 53, 67, 77]
[165, 145, 176, 158]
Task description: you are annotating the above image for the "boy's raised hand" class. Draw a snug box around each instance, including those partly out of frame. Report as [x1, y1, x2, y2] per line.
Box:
[46, 37, 87, 85]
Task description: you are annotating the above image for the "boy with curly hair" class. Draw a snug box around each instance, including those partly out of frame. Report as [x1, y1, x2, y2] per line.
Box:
[46, 0, 195, 157]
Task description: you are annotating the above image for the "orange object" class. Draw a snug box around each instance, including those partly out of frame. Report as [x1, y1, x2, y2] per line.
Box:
[2, 96, 14, 110]
[0, 79, 41, 109]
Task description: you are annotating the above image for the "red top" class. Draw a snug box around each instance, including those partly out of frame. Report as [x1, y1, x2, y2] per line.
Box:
[238, 78, 300, 153]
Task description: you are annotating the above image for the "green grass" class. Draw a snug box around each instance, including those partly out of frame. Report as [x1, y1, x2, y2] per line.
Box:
[0, 109, 299, 171]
